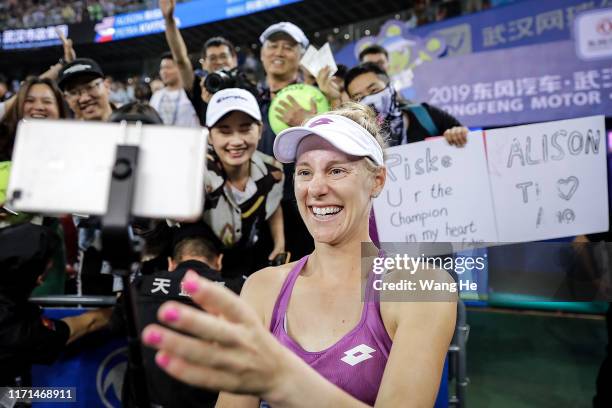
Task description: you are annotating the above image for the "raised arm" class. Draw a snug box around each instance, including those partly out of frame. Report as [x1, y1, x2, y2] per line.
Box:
[160, 0, 195, 93]
[62, 308, 113, 344]
[40, 29, 77, 81]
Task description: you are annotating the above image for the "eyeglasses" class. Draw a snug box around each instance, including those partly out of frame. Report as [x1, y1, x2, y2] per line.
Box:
[64, 79, 104, 99]
[263, 41, 299, 53]
[200, 53, 232, 66]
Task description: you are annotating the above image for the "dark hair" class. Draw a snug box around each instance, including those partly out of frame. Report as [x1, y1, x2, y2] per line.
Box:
[160, 51, 174, 61]
[344, 62, 390, 93]
[173, 236, 220, 264]
[0, 74, 8, 85]
[201, 36, 237, 58]
[358, 44, 389, 62]
[0, 77, 68, 161]
[134, 82, 152, 103]
[333, 64, 349, 80]
[108, 102, 163, 125]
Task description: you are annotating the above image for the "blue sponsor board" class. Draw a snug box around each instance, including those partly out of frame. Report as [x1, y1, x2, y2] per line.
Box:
[31, 308, 126, 408]
[336, 0, 612, 68]
[94, 0, 302, 43]
[335, 0, 612, 127]
[412, 40, 612, 127]
[1, 25, 68, 50]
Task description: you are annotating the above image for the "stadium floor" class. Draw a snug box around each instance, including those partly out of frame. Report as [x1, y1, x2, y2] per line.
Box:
[466, 308, 607, 408]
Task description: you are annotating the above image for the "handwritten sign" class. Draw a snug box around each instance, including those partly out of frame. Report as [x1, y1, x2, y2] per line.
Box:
[373, 133, 498, 243]
[486, 115, 608, 242]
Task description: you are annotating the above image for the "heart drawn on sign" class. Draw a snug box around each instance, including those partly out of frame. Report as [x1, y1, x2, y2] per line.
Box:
[557, 176, 579, 201]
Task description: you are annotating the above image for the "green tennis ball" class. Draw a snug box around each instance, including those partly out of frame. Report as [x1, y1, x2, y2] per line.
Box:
[269, 83, 330, 135]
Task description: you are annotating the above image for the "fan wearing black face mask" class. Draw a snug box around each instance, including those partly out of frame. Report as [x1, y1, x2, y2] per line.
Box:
[345, 62, 468, 147]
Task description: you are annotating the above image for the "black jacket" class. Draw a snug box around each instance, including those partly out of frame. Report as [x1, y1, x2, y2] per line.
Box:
[110, 260, 233, 408]
[0, 223, 69, 386]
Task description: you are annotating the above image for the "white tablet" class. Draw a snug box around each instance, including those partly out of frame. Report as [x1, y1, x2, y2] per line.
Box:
[7, 119, 207, 219]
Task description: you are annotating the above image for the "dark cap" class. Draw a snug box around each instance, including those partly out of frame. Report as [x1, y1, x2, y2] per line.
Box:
[57, 58, 104, 90]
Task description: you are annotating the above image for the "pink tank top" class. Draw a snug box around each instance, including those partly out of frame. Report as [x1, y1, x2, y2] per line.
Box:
[269, 256, 393, 405]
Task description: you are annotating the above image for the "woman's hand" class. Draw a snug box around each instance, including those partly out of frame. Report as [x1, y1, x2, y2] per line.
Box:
[442, 126, 468, 147]
[55, 27, 76, 63]
[316, 66, 342, 107]
[141, 270, 297, 399]
[275, 95, 317, 127]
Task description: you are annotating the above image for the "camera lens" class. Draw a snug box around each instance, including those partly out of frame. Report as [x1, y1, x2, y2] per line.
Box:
[204, 73, 222, 94]
[204, 71, 231, 94]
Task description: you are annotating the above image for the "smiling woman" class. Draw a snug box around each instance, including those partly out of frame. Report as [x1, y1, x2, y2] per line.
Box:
[141, 102, 457, 407]
[0, 77, 68, 161]
[195, 88, 286, 281]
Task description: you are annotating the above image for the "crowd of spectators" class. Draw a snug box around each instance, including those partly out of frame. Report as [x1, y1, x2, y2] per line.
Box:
[0, 0, 191, 30]
[0, 0, 502, 31]
[0, 0, 608, 406]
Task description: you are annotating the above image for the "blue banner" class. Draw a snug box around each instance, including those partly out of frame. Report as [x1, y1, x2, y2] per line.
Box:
[94, 0, 302, 43]
[412, 40, 612, 127]
[1, 25, 68, 50]
[31, 309, 126, 408]
[336, 0, 612, 68]
[415, 0, 611, 53]
[335, 0, 612, 127]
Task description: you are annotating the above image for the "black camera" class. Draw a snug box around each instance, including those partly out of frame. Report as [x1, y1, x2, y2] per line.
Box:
[204, 68, 257, 95]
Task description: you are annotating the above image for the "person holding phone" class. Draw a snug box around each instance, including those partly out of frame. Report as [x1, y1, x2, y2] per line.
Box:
[142, 103, 456, 407]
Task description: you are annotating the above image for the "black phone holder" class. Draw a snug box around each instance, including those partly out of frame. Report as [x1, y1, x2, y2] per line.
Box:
[100, 124, 150, 407]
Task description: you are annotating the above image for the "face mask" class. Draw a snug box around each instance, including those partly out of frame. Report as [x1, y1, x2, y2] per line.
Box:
[360, 86, 404, 146]
[360, 86, 397, 118]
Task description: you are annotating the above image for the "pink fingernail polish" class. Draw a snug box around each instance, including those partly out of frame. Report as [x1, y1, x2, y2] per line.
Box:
[162, 307, 180, 322]
[182, 278, 199, 294]
[144, 330, 162, 345]
[156, 353, 170, 368]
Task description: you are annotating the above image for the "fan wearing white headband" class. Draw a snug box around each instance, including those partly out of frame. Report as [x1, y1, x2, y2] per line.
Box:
[141, 103, 457, 407]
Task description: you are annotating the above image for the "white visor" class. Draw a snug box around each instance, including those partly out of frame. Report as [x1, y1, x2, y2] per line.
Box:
[273, 114, 384, 166]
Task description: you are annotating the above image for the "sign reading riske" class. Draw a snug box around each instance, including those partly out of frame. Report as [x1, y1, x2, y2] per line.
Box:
[373, 133, 498, 244]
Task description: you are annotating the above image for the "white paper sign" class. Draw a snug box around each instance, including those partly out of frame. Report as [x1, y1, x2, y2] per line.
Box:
[486, 115, 608, 242]
[373, 133, 498, 243]
[300, 43, 338, 77]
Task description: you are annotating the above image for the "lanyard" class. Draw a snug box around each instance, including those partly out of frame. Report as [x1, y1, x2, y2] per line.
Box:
[160, 89, 182, 125]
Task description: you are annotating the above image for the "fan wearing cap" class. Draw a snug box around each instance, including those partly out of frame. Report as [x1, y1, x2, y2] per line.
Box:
[57, 58, 113, 121]
[258, 22, 319, 267]
[202, 88, 285, 280]
[141, 103, 456, 407]
[257, 21, 311, 156]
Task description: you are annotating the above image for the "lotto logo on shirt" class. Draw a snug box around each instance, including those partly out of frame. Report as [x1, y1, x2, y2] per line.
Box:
[340, 344, 376, 366]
